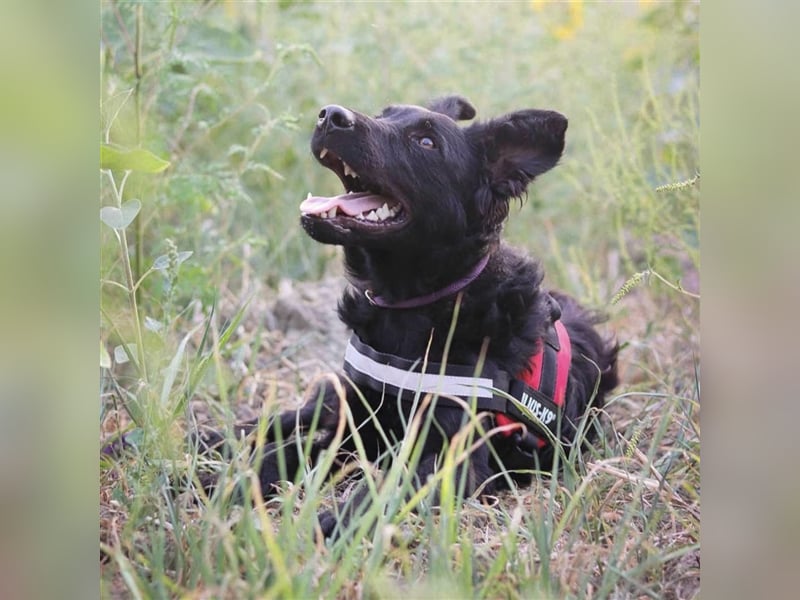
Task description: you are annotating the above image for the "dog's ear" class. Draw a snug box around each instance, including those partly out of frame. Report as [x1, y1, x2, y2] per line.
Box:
[471, 109, 567, 200]
[427, 95, 476, 121]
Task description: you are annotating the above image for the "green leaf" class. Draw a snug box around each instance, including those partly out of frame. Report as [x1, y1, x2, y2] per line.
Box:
[121, 392, 145, 430]
[114, 343, 138, 365]
[144, 316, 164, 333]
[100, 144, 170, 173]
[100, 200, 141, 230]
[245, 162, 285, 181]
[152, 251, 193, 271]
[100, 341, 112, 369]
[178, 298, 249, 416]
[160, 325, 201, 408]
[123, 427, 144, 449]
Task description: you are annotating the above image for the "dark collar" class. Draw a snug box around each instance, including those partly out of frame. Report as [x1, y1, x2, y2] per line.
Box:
[362, 253, 490, 309]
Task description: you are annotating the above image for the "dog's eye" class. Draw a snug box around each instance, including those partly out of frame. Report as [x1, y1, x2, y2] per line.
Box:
[417, 136, 436, 150]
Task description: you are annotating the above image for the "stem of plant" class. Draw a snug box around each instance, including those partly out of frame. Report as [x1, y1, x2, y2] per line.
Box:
[134, 2, 144, 307]
[110, 169, 148, 383]
[120, 225, 148, 383]
[649, 269, 700, 299]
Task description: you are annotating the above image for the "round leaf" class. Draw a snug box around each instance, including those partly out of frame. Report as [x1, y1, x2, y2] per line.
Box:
[100, 199, 141, 230]
[114, 344, 138, 365]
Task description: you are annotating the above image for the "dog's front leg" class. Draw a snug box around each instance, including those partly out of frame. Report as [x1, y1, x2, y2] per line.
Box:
[195, 374, 347, 499]
[413, 439, 496, 506]
[318, 437, 497, 540]
[253, 374, 349, 493]
[194, 381, 342, 456]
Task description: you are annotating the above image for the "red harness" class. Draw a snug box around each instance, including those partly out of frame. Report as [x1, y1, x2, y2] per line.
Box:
[496, 319, 572, 448]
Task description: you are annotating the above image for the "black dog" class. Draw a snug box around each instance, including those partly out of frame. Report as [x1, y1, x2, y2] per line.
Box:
[206, 96, 617, 537]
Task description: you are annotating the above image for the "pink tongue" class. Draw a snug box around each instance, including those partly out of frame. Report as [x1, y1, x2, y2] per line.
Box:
[300, 191, 390, 216]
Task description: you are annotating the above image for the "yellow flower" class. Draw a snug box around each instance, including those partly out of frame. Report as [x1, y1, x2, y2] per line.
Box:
[531, 0, 584, 41]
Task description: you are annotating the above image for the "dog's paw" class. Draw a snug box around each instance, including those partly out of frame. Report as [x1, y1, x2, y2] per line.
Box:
[317, 510, 339, 540]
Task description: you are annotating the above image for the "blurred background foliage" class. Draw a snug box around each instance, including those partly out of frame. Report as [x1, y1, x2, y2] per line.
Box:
[101, 0, 698, 322]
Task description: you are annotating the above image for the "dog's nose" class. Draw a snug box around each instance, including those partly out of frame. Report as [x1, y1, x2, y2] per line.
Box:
[317, 105, 356, 132]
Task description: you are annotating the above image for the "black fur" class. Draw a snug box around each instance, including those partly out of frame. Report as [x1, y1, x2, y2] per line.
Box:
[204, 96, 618, 538]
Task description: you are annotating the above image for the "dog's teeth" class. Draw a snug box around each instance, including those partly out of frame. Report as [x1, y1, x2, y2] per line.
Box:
[356, 212, 365, 220]
[319, 148, 328, 159]
[327, 207, 337, 218]
[365, 210, 379, 222]
[306, 192, 312, 199]
[368, 203, 398, 222]
[343, 162, 358, 178]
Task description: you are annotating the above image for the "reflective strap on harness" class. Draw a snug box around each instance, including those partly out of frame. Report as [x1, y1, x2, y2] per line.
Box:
[342, 322, 571, 448]
[344, 335, 500, 401]
[343, 335, 515, 428]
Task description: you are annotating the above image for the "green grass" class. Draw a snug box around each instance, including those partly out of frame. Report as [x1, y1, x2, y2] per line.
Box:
[100, 2, 699, 598]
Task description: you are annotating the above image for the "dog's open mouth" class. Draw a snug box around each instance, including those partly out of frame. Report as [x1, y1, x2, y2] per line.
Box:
[300, 147, 408, 230]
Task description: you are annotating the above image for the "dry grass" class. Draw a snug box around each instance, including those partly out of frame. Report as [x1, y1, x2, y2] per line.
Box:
[100, 265, 699, 599]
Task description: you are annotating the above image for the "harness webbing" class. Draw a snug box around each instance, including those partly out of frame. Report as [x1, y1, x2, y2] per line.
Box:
[342, 321, 572, 445]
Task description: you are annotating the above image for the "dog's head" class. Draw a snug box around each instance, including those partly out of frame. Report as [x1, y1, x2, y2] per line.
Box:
[300, 96, 567, 251]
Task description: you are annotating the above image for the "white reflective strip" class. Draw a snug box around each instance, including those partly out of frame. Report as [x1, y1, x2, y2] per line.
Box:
[344, 341, 495, 399]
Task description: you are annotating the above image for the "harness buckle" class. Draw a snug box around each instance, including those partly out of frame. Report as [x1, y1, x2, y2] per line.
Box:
[515, 428, 545, 454]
